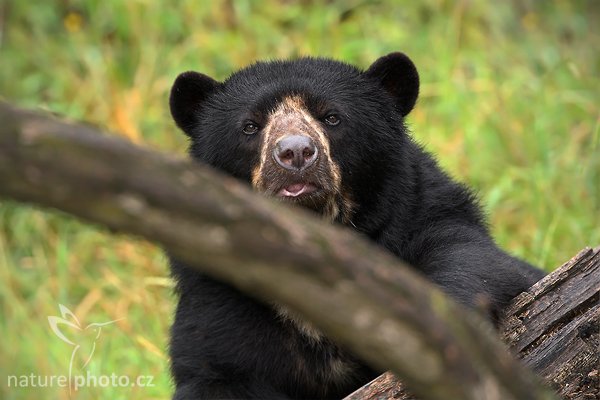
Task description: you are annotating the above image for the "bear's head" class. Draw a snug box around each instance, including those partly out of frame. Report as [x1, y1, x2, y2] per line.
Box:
[170, 52, 419, 224]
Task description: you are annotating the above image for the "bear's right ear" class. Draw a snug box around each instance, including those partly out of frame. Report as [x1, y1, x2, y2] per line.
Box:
[169, 71, 220, 136]
[365, 52, 419, 117]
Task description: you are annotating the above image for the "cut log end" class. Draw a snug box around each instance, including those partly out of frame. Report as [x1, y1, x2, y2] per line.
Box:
[344, 247, 600, 400]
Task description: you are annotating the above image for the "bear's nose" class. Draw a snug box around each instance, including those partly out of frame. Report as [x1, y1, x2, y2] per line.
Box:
[273, 135, 318, 171]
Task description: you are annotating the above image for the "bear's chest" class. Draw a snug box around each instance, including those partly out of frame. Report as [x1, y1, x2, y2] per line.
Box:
[272, 305, 372, 397]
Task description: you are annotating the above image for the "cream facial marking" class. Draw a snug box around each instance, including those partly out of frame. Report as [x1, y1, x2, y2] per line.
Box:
[252, 96, 340, 188]
[251, 96, 349, 221]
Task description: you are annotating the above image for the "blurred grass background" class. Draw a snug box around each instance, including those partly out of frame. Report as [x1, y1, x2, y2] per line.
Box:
[0, 0, 598, 399]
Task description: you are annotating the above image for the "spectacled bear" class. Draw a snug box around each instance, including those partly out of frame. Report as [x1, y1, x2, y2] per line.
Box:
[168, 52, 545, 399]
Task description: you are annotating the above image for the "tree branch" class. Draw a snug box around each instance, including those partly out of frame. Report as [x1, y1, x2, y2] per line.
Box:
[0, 101, 556, 400]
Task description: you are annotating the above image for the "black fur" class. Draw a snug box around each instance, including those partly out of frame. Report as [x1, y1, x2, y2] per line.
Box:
[168, 53, 545, 399]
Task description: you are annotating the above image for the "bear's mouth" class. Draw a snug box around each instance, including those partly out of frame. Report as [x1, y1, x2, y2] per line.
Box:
[276, 182, 319, 198]
[274, 182, 328, 212]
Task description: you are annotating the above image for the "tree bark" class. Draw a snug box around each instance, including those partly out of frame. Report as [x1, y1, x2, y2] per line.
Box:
[344, 247, 600, 400]
[0, 102, 558, 400]
[503, 247, 599, 399]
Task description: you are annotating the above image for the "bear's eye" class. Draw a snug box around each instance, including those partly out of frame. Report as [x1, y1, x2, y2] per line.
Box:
[323, 114, 341, 126]
[242, 122, 260, 135]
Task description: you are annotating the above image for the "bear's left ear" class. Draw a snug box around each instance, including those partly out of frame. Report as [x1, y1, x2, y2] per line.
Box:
[365, 52, 419, 117]
[170, 71, 221, 137]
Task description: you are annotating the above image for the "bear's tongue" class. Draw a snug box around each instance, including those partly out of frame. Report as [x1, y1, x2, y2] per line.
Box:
[278, 183, 317, 197]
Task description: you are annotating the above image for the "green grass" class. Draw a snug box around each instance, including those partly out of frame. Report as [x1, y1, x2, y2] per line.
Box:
[0, 1, 598, 398]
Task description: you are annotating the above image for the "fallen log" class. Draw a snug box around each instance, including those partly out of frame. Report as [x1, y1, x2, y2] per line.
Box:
[344, 247, 600, 400]
[503, 246, 600, 399]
